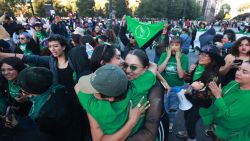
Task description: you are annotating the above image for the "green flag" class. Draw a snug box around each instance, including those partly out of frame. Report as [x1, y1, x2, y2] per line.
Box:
[126, 16, 164, 48]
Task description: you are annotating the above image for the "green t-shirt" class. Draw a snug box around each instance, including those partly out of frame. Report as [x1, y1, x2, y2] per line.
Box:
[192, 64, 205, 81]
[200, 80, 250, 141]
[78, 70, 156, 135]
[158, 52, 189, 87]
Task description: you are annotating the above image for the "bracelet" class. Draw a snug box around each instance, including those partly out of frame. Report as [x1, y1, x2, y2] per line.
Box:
[14, 53, 16, 57]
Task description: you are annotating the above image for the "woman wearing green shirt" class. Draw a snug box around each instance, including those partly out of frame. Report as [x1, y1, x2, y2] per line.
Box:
[33, 22, 49, 54]
[158, 36, 189, 131]
[178, 45, 225, 141]
[200, 61, 250, 141]
[0, 57, 31, 116]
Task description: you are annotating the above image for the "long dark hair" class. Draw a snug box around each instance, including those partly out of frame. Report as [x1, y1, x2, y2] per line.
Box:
[90, 44, 117, 72]
[230, 36, 250, 57]
[127, 49, 149, 68]
[0, 57, 26, 73]
[47, 34, 72, 61]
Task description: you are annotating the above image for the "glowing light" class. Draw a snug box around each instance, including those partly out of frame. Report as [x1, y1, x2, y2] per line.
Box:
[95, 0, 108, 9]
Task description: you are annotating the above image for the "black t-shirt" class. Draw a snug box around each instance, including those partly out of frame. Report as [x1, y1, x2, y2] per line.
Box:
[57, 65, 75, 93]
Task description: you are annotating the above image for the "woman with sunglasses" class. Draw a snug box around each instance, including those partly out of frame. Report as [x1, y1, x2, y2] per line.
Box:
[219, 36, 250, 87]
[33, 22, 49, 50]
[177, 45, 224, 141]
[0, 57, 31, 118]
[15, 32, 40, 55]
[89, 47, 167, 140]
[119, 15, 139, 58]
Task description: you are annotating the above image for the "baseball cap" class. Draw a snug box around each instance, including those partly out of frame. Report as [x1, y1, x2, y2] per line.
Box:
[78, 64, 128, 97]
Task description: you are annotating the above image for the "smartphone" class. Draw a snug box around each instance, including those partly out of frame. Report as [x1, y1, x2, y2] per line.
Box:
[233, 59, 243, 65]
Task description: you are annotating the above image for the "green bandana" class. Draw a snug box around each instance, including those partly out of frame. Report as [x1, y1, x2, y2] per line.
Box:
[29, 91, 50, 120]
[126, 16, 164, 48]
[8, 80, 21, 99]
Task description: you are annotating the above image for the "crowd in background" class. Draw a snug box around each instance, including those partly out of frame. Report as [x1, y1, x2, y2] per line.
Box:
[0, 11, 250, 141]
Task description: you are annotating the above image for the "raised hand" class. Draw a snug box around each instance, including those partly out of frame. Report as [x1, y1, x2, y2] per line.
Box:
[208, 81, 222, 98]
[128, 96, 150, 126]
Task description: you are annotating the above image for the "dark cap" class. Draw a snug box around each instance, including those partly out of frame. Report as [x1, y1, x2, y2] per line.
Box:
[198, 44, 225, 66]
[17, 67, 53, 94]
[78, 64, 128, 97]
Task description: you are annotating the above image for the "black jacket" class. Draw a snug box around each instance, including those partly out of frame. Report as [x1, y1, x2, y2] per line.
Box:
[36, 85, 90, 141]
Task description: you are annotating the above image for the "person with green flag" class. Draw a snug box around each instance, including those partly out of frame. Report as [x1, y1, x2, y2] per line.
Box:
[119, 15, 164, 58]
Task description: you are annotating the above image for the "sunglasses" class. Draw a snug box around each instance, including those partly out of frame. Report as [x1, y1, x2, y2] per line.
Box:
[122, 62, 143, 72]
[129, 35, 134, 39]
[19, 37, 26, 40]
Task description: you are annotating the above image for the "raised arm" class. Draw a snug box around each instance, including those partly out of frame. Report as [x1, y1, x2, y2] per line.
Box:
[157, 48, 171, 73]
[119, 15, 130, 46]
[219, 54, 235, 76]
[0, 52, 24, 59]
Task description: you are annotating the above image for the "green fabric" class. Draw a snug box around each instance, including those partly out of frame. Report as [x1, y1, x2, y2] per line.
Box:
[29, 91, 51, 120]
[198, 28, 206, 32]
[8, 80, 21, 99]
[0, 91, 7, 115]
[78, 70, 156, 136]
[158, 52, 189, 87]
[192, 64, 205, 81]
[19, 44, 33, 55]
[130, 70, 156, 133]
[199, 80, 250, 141]
[126, 16, 164, 48]
[36, 31, 48, 41]
[36, 31, 48, 49]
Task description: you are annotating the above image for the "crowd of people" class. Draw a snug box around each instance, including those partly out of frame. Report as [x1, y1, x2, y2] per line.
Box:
[0, 11, 250, 141]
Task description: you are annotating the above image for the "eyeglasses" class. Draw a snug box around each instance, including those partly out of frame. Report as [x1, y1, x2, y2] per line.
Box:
[129, 35, 134, 39]
[19, 37, 26, 40]
[122, 62, 143, 72]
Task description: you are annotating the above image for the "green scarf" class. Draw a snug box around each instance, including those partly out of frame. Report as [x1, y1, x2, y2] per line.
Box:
[126, 16, 164, 48]
[8, 80, 20, 99]
[29, 91, 51, 120]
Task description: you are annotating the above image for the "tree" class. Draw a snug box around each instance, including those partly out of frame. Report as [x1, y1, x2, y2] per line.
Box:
[32, 0, 46, 17]
[113, 0, 130, 18]
[215, 3, 231, 20]
[238, 2, 250, 13]
[136, 0, 169, 18]
[186, 0, 201, 19]
[52, 0, 67, 16]
[76, 0, 95, 17]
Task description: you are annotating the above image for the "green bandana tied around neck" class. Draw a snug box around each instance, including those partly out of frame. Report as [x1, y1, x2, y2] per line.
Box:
[8, 80, 21, 99]
[126, 16, 164, 48]
[29, 91, 50, 120]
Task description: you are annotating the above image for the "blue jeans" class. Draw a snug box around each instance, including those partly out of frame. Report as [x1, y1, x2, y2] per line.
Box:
[164, 85, 186, 123]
